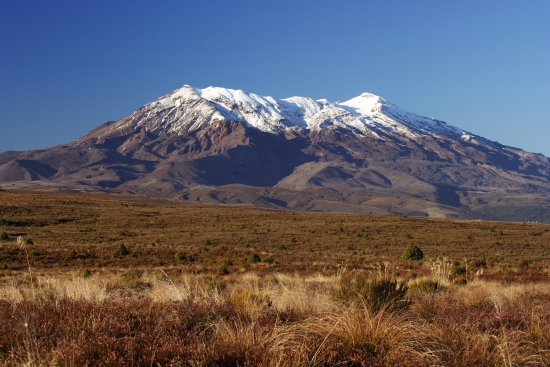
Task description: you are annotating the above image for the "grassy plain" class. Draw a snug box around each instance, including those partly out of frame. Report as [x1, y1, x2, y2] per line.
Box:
[1, 189, 550, 366]
[1, 189, 550, 279]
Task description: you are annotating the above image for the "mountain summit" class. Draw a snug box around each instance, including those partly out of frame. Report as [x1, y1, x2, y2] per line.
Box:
[92, 85, 472, 142]
[2, 85, 550, 220]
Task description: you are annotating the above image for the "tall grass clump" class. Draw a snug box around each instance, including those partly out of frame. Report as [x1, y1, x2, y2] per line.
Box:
[1, 272, 550, 366]
[332, 272, 410, 312]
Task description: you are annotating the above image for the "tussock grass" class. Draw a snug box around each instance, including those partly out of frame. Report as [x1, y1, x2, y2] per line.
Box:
[2, 191, 550, 365]
[1, 272, 550, 366]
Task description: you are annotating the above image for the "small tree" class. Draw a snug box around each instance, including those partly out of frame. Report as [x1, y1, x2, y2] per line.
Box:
[402, 244, 424, 260]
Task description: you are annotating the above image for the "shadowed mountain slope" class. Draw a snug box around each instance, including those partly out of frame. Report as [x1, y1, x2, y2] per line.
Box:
[1, 85, 549, 221]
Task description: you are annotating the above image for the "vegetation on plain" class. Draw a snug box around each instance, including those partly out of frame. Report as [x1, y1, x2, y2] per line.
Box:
[1, 190, 550, 365]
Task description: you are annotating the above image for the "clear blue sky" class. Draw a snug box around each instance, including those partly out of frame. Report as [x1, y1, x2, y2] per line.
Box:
[1, 0, 549, 156]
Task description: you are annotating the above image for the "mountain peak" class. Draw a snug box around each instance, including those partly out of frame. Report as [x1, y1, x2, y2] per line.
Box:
[359, 92, 380, 98]
[2, 83, 550, 221]
[97, 84, 482, 145]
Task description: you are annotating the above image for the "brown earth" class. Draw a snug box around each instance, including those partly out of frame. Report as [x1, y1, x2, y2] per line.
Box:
[1, 189, 549, 282]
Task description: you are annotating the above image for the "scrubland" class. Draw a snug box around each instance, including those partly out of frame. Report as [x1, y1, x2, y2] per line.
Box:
[1, 189, 550, 366]
[1, 271, 550, 366]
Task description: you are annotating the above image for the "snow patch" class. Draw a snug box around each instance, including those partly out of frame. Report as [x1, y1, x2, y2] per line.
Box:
[105, 84, 486, 148]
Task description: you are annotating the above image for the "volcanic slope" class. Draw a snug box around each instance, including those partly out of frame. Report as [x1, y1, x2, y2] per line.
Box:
[1, 85, 549, 220]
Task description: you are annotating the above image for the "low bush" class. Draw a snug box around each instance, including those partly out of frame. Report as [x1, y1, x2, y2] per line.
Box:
[218, 265, 229, 275]
[174, 251, 185, 261]
[453, 277, 467, 286]
[0, 232, 7, 241]
[221, 259, 233, 267]
[120, 268, 142, 280]
[114, 243, 129, 256]
[120, 268, 150, 290]
[409, 278, 440, 295]
[469, 257, 486, 268]
[247, 253, 261, 264]
[402, 244, 424, 260]
[451, 266, 466, 275]
[332, 272, 410, 312]
[81, 268, 91, 278]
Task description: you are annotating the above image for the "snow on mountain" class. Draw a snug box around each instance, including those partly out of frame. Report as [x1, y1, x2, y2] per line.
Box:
[3, 84, 550, 221]
[99, 84, 484, 146]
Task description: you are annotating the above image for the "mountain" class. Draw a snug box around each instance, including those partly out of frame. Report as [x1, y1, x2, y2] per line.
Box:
[2, 85, 550, 221]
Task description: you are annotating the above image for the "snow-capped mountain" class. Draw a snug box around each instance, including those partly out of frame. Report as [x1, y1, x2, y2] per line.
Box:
[95, 85, 476, 143]
[1, 85, 550, 220]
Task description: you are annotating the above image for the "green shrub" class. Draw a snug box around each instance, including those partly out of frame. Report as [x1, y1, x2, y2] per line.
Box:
[221, 259, 233, 267]
[469, 257, 486, 268]
[402, 244, 423, 260]
[517, 259, 531, 269]
[25, 238, 34, 245]
[0, 232, 8, 241]
[332, 273, 410, 313]
[1, 264, 8, 270]
[263, 256, 274, 264]
[121, 268, 142, 279]
[115, 243, 129, 256]
[218, 265, 229, 275]
[247, 253, 261, 264]
[120, 268, 150, 290]
[174, 251, 186, 261]
[81, 268, 91, 278]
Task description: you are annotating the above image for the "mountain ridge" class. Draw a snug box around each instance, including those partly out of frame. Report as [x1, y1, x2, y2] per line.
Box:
[1, 85, 549, 221]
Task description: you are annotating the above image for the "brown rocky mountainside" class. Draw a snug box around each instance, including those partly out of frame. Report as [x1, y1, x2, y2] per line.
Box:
[1, 85, 549, 221]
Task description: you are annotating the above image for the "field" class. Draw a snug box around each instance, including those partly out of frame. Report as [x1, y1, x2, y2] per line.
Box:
[1, 189, 550, 366]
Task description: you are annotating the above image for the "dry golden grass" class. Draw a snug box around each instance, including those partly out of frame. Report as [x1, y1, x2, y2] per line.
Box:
[1, 271, 550, 366]
[1, 189, 550, 366]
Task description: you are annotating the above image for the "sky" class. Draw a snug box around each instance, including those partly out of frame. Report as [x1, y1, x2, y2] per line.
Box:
[1, 0, 549, 156]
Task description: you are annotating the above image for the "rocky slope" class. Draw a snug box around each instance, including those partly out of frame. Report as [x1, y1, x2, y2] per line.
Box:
[1, 85, 549, 220]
